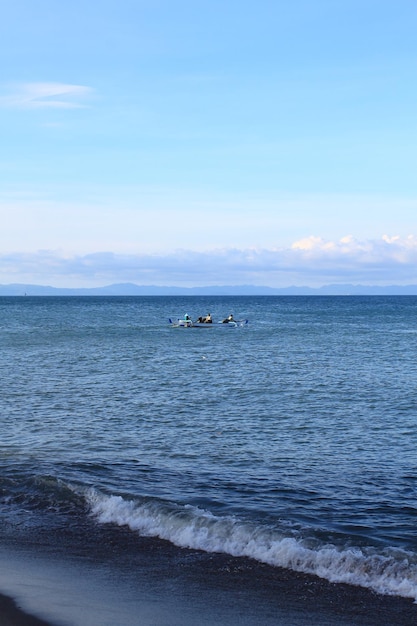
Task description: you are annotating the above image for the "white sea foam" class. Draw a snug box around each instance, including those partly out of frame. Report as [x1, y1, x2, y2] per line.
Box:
[85, 489, 417, 601]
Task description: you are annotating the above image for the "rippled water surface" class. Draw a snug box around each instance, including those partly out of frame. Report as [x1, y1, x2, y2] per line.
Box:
[1, 296, 417, 600]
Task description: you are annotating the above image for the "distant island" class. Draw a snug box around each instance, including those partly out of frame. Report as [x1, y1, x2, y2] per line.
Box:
[2, 282, 417, 296]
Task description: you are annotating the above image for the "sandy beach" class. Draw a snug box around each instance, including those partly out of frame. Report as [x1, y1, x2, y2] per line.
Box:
[1, 539, 417, 626]
[0, 593, 54, 626]
[1, 580, 417, 626]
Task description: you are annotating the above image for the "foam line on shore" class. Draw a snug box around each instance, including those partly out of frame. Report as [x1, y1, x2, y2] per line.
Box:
[86, 488, 417, 601]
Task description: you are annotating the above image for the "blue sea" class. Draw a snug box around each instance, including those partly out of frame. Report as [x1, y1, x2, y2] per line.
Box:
[1, 296, 417, 625]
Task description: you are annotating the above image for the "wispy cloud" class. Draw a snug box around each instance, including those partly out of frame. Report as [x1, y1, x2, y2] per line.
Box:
[1, 236, 417, 288]
[0, 82, 94, 109]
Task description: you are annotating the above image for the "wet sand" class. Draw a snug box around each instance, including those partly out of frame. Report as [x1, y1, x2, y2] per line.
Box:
[1, 583, 417, 626]
[1, 551, 417, 626]
[0, 593, 54, 626]
[1, 523, 417, 626]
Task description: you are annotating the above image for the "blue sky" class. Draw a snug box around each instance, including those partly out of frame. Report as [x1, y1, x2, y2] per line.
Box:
[1, 0, 416, 287]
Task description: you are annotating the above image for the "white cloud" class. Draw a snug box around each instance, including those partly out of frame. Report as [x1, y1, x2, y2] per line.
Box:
[1, 236, 417, 288]
[0, 82, 94, 109]
[290, 234, 417, 265]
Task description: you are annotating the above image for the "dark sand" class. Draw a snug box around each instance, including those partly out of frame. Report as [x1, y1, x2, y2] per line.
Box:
[1, 551, 417, 626]
[1, 523, 417, 626]
[0, 593, 54, 626]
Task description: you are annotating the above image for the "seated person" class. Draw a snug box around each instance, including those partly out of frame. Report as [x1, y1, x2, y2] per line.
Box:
[197, 313, 213, 323]
[183, 314, 192, 326]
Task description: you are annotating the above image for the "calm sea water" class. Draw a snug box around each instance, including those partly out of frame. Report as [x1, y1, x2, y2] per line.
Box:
[1, 296, 416, 604]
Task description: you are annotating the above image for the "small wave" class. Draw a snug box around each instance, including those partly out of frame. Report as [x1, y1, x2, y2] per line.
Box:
[85, 489, 417, 601]
[0, 474, 86, 515]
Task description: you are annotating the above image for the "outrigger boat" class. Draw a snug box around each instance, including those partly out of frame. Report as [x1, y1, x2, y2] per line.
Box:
[169, 318, 248, 328]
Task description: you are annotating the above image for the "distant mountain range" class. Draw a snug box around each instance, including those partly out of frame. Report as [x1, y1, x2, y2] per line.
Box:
[2, 282, 417, 296]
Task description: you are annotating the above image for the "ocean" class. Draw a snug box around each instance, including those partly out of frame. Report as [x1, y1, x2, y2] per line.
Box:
[1, 295, 417, 625]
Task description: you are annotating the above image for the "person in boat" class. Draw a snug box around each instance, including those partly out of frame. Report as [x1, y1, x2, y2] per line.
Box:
[197, 313, 212, 323]
[183, 313, 192, 326]
[222, 314, 234, 323]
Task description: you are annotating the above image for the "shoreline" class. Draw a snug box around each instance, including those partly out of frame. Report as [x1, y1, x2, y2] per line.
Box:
[1, 577, 417, 626]
[1, 536, 417, 626]
[0, 593, 55, 626]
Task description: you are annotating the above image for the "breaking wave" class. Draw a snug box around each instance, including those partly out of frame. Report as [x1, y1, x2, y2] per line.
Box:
[85, 488, 417, 601]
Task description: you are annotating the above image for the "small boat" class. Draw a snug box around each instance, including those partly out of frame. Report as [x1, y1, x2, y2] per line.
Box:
[173, 318, 193, 327]
[169, 318, 212, 328]
[169, 318, 248, 328]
